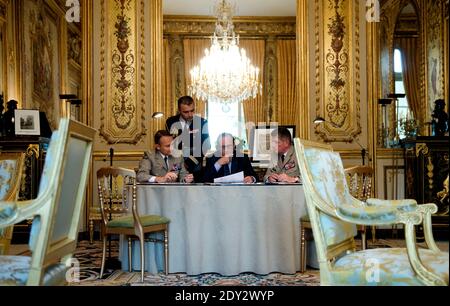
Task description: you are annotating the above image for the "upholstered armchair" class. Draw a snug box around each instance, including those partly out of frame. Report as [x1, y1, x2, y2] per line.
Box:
[0, 119, 96, 285]
[0, 153, 25, 255]
[294, 139, 448, 286]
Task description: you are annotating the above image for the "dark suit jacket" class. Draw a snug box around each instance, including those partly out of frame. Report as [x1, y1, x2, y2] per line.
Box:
[166, 115, 210, 158]
[166, 115, 210, 181]
[203, 154, 257, 183]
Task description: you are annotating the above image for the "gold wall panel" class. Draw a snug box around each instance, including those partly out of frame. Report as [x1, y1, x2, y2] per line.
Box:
[314, 0, 362, 143]
[100, 0, 146, 144]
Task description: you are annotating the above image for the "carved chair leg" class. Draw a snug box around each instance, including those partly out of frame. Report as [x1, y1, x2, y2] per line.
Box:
[371, 226, 377, 244]
[140, 236, 145, 282]
[100, 235, 107, 279]
[361, 226, 367, 250]
[164, 229, 169, 275]
[300, 222, 307, 273]
[89, 220, 94, 244]
[128, 237, 132, 272]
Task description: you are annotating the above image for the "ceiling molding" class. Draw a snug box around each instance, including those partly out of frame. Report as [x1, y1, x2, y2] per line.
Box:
[163, 15, 296, 37]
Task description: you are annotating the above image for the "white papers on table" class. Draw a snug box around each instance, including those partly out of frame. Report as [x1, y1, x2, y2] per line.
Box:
[214, 171, 244, 183]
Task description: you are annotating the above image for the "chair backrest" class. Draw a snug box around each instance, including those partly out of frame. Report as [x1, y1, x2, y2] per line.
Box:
[0, 118, 96, 285]
[294, 139, 357, 265]
[97, 167, 137, 228]
[0, 153, 25, 255]
[344, 165, 374, 201]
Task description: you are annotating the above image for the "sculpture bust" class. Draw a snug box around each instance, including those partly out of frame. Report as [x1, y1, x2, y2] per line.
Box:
[431, 99, 449, 137]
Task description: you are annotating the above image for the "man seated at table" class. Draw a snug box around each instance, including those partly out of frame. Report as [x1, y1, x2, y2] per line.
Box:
[264, 127, 302, 184]
[137, 130, 194, 183]
[203, 133, 257, 184]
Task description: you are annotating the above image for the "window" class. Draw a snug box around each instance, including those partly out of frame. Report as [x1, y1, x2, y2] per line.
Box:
[207, 102, 248, 151]
[394, 49, 411, 139]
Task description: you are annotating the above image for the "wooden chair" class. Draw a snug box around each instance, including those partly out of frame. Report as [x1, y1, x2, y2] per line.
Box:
[97, 167, 170, 282]
[0, 119, 96, 285]
[296, 139, 448, 285]
[344, 165, 375, 249]
[0, 153, 25, 255]
[300, 165, 374, 272]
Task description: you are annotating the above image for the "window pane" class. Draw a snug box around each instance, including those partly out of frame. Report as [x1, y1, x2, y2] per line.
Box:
[394, 49, 403, 73]
[207, 102, 248, 150]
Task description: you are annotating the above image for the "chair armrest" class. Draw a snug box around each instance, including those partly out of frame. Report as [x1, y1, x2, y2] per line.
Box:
[416, 204, 441, 253]
[366, 198, 418, 212]
[402, 214, 447, 286]
[336, 201, 421, 226]
[0, 199, 41, 228]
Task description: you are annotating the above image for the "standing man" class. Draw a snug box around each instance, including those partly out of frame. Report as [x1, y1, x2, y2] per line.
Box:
[264, 127, 302, 183]
[204, 133, 257, 184]
[166, 96, 210, 182]
[137, 130, 194, 183]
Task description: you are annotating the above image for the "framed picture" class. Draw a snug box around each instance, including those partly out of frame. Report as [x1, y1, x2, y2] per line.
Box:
[14, 110, 41, 136]
[250, 125, 296, 163]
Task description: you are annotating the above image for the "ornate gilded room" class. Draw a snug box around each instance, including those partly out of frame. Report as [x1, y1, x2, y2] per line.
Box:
[0, 0, 448, 287]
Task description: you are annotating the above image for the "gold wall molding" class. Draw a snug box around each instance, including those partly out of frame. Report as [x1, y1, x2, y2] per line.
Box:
[149, 0, 164, 136]
[168, 34, 186, 110]
[0, 0, 7, 23]
[99, 0, 146, 144]
[163, 15, 296, 37]
[314, 0, 362, 143]
[296, 0, 310, 139]
[264, 37, 277, 123]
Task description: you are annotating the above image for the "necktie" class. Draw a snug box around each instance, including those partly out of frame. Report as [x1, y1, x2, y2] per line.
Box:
[223, 163, 231, 176]
[281, 154, 285, 164]
[164, 156, 169, 170]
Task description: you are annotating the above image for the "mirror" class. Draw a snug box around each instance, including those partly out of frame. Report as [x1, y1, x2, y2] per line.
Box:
[378, 1, 423, 147]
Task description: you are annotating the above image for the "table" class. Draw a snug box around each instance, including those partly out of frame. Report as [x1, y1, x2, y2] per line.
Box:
[119, 184, 308, 276]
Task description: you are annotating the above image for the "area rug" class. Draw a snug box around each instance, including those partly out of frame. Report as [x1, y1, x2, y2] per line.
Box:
[70, 238, 448, 286]
[75, 271, 321, 286]
[70, 240, 320, 286]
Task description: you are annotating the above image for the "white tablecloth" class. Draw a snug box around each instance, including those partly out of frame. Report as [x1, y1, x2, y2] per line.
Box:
[119, 184, 308, 276]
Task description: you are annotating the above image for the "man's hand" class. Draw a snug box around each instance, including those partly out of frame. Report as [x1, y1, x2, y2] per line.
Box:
[184, 174, 194, 184]
[277, 174, 297, 183]
[244, 176, 255, 184]
[156, 172, 178, 183]
[217, 156, 231, 166]
[268, 174, 280, 183]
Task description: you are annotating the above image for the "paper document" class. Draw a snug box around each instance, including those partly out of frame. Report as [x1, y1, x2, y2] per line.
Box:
[214, 171, 244, 183]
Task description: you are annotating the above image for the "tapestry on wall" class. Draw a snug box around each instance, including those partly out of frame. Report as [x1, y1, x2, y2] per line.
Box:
[21, 0, 62, 130]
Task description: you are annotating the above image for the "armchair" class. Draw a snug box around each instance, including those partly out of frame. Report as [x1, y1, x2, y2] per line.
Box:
[294, 139, 448, 286]
[0, 153, 25, 255]
[0, 119, 96, 285]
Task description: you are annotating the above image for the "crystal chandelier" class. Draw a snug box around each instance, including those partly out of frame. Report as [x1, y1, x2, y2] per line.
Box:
[188, 0, 262, 105]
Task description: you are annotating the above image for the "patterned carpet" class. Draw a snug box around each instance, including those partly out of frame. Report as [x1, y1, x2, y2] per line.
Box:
[70, 240, 320, 286]
[68, 238, 448, 286]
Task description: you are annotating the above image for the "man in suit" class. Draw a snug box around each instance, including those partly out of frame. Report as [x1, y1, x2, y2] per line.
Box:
[137, 130, 194, 183]
[264, 127, 301, 183]
[204, 133, 257, 184]
[166, 96, 210, 182]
